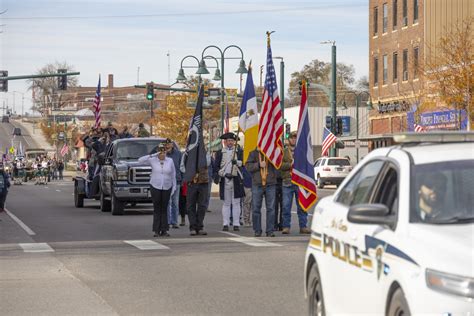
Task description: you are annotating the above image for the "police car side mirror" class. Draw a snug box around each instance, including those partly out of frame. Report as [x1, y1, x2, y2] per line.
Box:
[347, 203, 396, 229]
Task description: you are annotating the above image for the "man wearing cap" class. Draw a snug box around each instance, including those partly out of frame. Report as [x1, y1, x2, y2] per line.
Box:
[165, 138, 182, 229]
[137, 123, 150, 138]
[280, 131, 311, 234]
[213, 132, 244, 231]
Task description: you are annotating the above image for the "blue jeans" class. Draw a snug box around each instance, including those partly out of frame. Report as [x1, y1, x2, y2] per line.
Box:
[167, 185, 180, 225]
[252, 184, 276, 234]
[282, 184, 308, 229]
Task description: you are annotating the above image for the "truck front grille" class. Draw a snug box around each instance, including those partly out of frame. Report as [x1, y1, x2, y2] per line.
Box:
[130, 167, 151, 184]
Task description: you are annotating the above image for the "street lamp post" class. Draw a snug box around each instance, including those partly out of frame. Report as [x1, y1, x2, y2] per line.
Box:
[200, 45, 247, 134]
[342, 91, 373, 163]
[11, 91, 25, 117]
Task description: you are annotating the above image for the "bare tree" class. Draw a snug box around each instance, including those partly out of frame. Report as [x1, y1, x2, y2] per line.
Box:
[26, 62, 79, 116]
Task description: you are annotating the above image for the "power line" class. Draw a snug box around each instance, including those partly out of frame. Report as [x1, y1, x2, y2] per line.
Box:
[2, 3, 365, 21]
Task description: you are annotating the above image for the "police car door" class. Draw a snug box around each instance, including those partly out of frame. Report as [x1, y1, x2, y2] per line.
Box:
[342, 160, 401, 313]
[326, 159, 386, 313]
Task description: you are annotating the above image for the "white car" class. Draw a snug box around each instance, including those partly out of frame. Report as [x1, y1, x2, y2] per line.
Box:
[304, 133, 474, 315]
[314, 156, 352, 188]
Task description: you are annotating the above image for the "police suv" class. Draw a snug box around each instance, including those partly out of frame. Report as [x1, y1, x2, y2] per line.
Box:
[304, 132, 474, 315]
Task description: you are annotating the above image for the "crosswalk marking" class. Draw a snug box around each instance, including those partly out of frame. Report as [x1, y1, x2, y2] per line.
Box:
[124, 240, 170, 250]
[19, 243, 54, 253]
[227, 237, 282, 247]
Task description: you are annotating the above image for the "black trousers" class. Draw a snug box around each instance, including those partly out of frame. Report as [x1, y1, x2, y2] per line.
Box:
[0, 192, 7, 209]
[274, 179, 283, 230]
[186, 182, 208, 232]
[150, 187, 172, 233]
[179, 194, 187, 217]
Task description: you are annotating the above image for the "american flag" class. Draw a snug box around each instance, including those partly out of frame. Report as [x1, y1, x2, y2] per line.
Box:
[414, 123, 426, 132]
[93, 75, 101, 129]
[60, 143, 69, 157]
[321, 127, 337, 156]
[257, 39, 283, 168]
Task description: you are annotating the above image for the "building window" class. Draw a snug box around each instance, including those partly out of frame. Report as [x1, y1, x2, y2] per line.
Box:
[393, 52, 398, 81]
[383, 3, 388, 33]
[393, 0, 398, 29]
[414, 47, 419, 78]
[383, 55, 388, 84]
[402, 0, 408, 26]
[373, 6, 378, 35]
[414, 0, 419, 23]
[374, 57, 379, 85]
[403, 49, 408, 81]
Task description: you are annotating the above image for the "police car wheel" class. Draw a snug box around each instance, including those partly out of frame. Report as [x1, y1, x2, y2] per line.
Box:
[387, 288, 410, 316]
[307, 264, 325, 316]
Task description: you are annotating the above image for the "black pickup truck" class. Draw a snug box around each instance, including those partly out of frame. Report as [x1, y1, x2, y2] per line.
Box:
[73, 137, 178, 215]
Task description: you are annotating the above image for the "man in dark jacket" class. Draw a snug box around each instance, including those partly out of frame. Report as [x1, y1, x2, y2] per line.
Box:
[0, 164, 11, 212]
[245, 148, 277, 237]
[213, 132, 245, 231]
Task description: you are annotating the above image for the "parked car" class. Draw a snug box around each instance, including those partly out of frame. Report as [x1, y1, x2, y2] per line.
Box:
[304, 132, 474, 316]
[314, 156, 352, 188]
[13, 127, 22, 136]
[2, 115, 9, 123]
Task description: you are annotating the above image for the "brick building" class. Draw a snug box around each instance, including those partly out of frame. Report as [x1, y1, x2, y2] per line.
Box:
[44, 74, 171, 125]
[368, 0, 473, 134]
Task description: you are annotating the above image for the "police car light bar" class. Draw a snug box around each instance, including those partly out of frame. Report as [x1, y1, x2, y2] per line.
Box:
[393, 132, 474, 144]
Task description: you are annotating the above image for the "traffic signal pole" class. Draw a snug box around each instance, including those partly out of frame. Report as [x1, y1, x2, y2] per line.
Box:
[330, 43, 337, 157]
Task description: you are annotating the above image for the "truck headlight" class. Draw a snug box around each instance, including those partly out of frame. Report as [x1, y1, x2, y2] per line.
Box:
[115, 169, 128, 181]
[426, 268, 474, 298]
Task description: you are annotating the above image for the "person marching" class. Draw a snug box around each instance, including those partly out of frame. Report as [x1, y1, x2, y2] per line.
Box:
[138, 143, 176, 237]
[245, 148, 277, 237]
[213, 132, 245, 231]
[0, 163, 11, 212]
[280, 131, 311, 234]
[164, 138, 182, 229]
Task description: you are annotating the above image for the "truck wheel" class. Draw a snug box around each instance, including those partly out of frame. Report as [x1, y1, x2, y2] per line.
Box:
[100, 191, 111, 212]
[317, 176, 324, 189]
[387, 288, 410, 316]
[74, 185, 84, 208]
[111, 189, 124, 216]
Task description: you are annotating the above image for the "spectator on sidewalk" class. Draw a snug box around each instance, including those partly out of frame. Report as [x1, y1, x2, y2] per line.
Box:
[137, 123, 150, 138]
[119, 126, 133, 139]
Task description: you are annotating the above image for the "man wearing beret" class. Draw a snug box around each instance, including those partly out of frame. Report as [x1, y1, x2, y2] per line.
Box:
[213, 132, 245, 231]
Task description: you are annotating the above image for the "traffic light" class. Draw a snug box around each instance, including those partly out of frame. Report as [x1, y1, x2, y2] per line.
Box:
[57, 69, 67, 90]
[0, 70, 8, 92]
[146, 82, 154, 100]
[335, 117, 343, 136]
[285, 123, 291, 139]
[325, 116, 333, 131]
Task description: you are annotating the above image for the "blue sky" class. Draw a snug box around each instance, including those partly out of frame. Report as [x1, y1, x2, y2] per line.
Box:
[0, 0, 368, 113]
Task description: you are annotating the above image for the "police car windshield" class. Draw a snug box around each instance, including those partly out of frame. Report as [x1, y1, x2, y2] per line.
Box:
[116, 140, 164, 160]
[411, 160, 474, 224]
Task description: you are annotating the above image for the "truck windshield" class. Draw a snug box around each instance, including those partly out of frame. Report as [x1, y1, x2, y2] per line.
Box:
[410, 160, 474, 224]
[115, 140, 164, 160]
